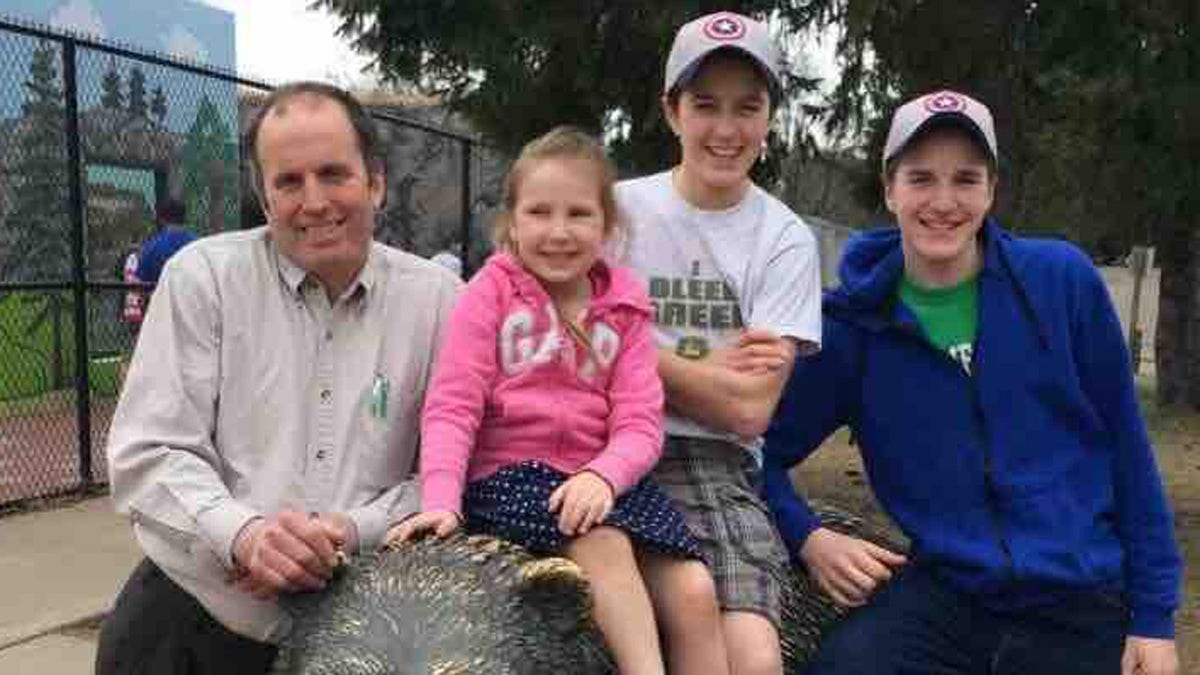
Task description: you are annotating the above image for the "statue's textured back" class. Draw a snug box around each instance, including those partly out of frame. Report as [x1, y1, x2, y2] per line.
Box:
[273, 501, 906, 674]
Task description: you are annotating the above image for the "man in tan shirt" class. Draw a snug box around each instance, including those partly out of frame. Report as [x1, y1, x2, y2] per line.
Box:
[97, 82, 461, 674]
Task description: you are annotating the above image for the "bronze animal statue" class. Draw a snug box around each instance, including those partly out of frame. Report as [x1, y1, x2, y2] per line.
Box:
[272, 500, 906, 674]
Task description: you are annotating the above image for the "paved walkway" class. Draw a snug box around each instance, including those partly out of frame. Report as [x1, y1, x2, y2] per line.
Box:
[0, 497, 140, 674]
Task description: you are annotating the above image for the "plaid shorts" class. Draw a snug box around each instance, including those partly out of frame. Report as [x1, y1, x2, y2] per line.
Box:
[652, 435, 794, 630]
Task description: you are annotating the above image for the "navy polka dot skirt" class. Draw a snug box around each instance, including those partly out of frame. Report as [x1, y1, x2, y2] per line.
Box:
[463, 460, 703, 560]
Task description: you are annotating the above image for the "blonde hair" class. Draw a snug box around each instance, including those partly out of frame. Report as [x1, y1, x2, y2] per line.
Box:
[493, 126, 623, 252]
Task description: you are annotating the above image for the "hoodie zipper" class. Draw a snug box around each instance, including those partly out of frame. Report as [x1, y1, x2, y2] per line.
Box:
[891, 321, 1016, 582]
[968, 369, 1015, 580]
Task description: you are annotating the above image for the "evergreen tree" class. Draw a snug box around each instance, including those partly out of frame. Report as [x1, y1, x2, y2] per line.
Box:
[317, 0, 1200, 406]
[7, 44, 71, 387]
[128, 65, 147, 118]
[9, 44, 69, 282]
[313, 0, 819, 178]
[150, 85, 168, 125]
[179, 95, 239, 232]
[787, 0, 1200, 406]
[1088, 0, 1200, 407]
[100, 58, 124, 110]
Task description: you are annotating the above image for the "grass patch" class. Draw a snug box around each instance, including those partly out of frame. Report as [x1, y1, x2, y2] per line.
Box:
[0, 293, 75, 401]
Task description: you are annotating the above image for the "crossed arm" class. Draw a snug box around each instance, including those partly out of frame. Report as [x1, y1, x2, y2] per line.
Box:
[657, 328, 802, 440]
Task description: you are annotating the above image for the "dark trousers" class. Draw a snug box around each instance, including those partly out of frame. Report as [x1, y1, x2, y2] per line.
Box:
[96, 558, 278, 675]
[804, 564, 1127, 675]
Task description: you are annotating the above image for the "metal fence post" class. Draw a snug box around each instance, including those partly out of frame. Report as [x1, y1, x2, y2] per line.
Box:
[1127, 246, 1150, 374]
[459, 138, 472, 278]
[62, 40, 93, 488]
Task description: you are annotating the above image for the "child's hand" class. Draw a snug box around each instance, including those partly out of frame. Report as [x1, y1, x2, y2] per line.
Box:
[548, 471, 614, 536]
[384, 510, 461, 546]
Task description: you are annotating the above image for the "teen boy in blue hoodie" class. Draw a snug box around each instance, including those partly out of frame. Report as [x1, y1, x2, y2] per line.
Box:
[763, 90, 1180, 675]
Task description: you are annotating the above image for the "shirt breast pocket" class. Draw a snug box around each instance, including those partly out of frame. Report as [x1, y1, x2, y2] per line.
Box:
[354, 372, 420, 490]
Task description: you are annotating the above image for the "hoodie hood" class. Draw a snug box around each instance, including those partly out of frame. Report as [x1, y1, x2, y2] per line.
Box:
[831, 224, 908, 314]
[827, 218, 1051, 346]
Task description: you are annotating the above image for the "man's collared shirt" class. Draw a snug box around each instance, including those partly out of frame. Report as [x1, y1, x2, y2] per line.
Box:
[107, 227, 460, 642]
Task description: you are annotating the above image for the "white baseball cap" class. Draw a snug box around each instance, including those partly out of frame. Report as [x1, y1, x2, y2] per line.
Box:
[664, 12, 781, 97]
[882, 90, 998, 168]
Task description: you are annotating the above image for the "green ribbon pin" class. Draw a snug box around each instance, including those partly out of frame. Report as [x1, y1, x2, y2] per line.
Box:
[371, 373, 389, 419]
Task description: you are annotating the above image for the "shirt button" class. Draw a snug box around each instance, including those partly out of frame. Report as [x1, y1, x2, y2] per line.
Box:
[320, 389, 332, 403]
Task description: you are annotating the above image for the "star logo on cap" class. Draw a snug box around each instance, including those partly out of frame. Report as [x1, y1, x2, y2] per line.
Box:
[925, 91, 967, 113]
[703, 14, 747, 41]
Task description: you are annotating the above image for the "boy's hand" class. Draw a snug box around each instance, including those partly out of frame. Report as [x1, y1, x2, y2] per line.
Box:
[1122, 636, 1178, 675]
[711, 329, 791, 374]
[548, 471, 614, 536]
[800, 527, 907, 608]
[384, 510, 461, 546]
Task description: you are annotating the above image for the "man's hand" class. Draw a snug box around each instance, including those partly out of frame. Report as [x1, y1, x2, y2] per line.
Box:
[548, 471, 614, 536]
[230, 510, 348, 599]
[317, 511, 359, 555]
[710, 329, 792, 375]
[800, 527, 908, 608]
[1122, 636, 1178, 675]
[384, 510, 461, 546]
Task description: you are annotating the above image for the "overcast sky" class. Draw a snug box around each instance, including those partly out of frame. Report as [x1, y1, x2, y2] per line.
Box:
[197, 0, 378, 86]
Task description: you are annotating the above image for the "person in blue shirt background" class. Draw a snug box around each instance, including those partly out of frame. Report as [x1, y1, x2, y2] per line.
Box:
[137, 198, 197, 287]
[762, 90, 1180, 675]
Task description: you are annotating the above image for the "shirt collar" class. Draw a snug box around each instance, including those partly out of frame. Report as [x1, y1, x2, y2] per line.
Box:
[270, 237, 379, 306]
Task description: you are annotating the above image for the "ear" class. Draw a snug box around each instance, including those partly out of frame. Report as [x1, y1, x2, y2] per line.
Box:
[368, 163, 386, 210]
[983, 175, 998, 212]
[882, 174, 898, 215]
[516, 557, 593, 633]
[660, 95, 681, 137]
[253, 182, 273, 223]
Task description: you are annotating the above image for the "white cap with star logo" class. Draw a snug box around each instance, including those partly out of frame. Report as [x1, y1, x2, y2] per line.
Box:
[882, 90, 998, 169]
[664, 11, 781, 98]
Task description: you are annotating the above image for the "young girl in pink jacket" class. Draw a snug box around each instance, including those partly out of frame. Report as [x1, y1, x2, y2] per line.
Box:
[388, 127, 729, 675]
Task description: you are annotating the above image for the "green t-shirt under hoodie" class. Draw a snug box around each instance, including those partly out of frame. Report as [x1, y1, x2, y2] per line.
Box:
[899, 274, 978, 375]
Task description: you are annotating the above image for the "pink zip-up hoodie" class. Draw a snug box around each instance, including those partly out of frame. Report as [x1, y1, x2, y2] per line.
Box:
[420, 252, 664, 515]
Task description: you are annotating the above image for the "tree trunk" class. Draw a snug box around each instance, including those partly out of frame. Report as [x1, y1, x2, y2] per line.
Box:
[1153, 216, 1200, 409]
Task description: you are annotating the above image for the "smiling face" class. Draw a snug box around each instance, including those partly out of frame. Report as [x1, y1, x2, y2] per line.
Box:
[255, 93, 384, 296]
[507, 157, 609, 298]
[664, 52, 771, 210]
[885, 127, 996, 287]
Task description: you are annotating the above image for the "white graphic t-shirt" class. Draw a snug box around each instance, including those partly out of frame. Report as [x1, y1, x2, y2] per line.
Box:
[615, 171, 822, 444]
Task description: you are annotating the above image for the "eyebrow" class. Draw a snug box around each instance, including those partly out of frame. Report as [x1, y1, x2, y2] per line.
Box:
[901, 165, 986, 176]
[688, 89, 767, 102]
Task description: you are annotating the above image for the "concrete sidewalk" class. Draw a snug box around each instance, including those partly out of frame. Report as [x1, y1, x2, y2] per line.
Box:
[0, 496, 140, 672]
[0, 633, 100, 674]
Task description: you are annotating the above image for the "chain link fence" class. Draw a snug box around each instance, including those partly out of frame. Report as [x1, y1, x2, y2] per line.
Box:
[0, 15, 504, 509]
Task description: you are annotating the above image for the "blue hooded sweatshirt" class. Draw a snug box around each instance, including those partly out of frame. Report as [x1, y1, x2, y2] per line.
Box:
[762, 219, 1180, 638]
